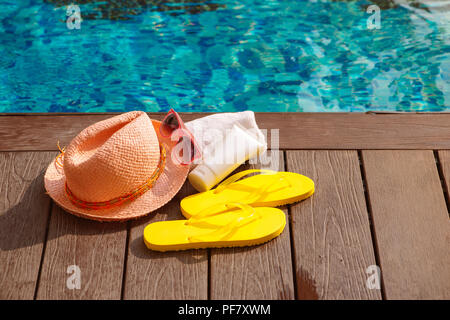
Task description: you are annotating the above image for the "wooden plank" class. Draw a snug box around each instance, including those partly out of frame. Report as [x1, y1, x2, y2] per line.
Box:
[36, 206, 127, 299]
[437, 150, 450, 206]
[2, 113, 450, 151]
[123, 182, 208, 300]
[362, 150, 450, 299]
[286, 150, 381, 300]
[210, 151, 295, 300]
[0, 152, 55, 299]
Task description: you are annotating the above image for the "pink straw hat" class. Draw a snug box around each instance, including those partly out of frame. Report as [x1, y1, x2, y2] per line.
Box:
[44, 111, 190, 221]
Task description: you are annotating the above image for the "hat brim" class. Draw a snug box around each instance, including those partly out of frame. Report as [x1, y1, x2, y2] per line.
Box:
[44, 120, 190, 222]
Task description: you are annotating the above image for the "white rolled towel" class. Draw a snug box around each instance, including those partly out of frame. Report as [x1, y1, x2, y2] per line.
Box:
[185, 111, 267, 166]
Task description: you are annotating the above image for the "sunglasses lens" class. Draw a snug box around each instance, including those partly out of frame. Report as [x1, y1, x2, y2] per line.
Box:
[161, 113, 179, 136]
[177, 136, 196, 164]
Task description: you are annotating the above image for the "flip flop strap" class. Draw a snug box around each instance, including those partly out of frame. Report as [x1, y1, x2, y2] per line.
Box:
[213, 169, 292, 203]
[213, 169, 277, 194]
[187, 203, 260, 242]
[186, 202, 254, 224]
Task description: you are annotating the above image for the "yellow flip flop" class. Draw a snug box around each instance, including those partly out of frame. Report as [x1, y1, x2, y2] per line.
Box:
[181, 169, 314, 219]
[143, 203, 286, 252]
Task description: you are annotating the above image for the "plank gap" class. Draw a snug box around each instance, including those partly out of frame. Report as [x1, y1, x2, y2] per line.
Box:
[207, 249, 211, 300]
[282, 150, 291, 217]
[287, 205, 299, 300]
[434, 150, 450, 217]
[284, 151, 298, 300]
[120, 221, 131, 300]
[33, 200, 54, 300]
[357, 151, 387, 300]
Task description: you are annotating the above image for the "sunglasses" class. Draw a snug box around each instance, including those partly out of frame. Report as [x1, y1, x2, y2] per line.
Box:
[160, 109, 202, 165]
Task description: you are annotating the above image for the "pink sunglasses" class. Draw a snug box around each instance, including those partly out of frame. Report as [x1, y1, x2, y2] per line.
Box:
[160, 109, 201, 165]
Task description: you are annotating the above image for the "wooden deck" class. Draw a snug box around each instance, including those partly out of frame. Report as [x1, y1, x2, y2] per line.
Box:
[0, 113, 449, 300]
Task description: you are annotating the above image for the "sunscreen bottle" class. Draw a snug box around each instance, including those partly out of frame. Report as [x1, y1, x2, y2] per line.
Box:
[188, 124, 265, 192]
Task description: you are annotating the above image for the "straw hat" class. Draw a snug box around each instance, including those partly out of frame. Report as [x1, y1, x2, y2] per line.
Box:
[44, 111, 190, 221]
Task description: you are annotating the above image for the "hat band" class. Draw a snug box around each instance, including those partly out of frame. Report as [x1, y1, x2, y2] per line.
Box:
[64, 144, 166, 210]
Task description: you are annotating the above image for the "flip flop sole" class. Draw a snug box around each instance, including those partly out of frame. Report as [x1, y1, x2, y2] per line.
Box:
[144, 207, 286, 252]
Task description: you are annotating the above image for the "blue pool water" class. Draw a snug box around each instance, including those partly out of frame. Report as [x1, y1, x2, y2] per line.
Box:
[1, 0, 449, 112]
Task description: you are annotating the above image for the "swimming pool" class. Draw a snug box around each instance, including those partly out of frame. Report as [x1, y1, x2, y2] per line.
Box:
[1, 0, 449, 112]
